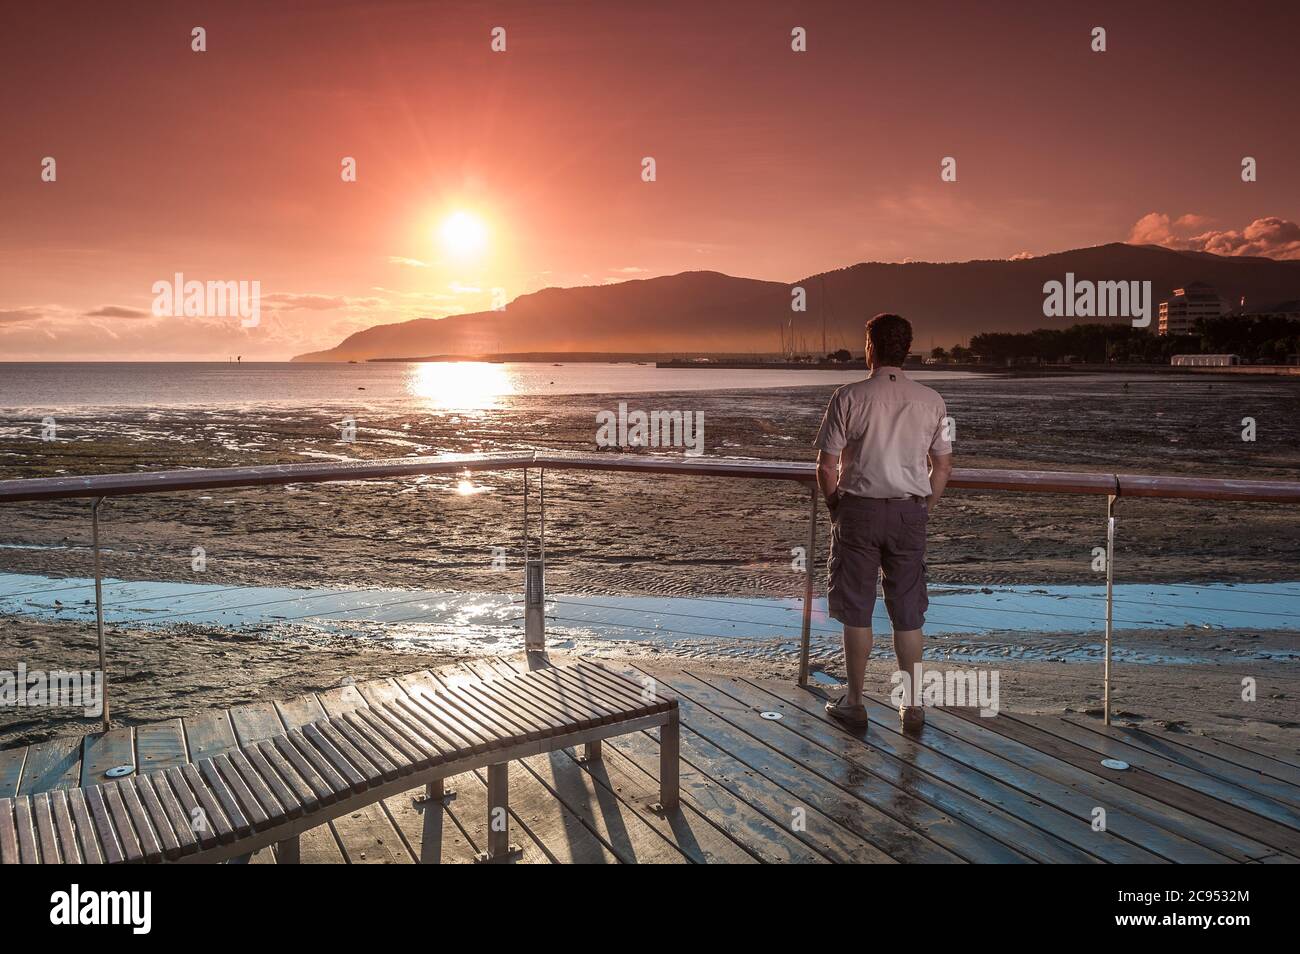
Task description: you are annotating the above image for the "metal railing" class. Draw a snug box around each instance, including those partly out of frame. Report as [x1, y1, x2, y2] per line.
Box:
[2, 451, 1298, 733]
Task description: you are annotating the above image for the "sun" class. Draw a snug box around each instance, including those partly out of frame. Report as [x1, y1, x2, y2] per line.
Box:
[438, 211, 488, 258]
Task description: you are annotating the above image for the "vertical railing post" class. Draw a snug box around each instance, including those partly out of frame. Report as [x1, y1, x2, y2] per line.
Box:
[91, 496, 110, 733]
[1103, 493, 1117, 726]
[524, 468, 546, 651]
[798, 483, 817, 687]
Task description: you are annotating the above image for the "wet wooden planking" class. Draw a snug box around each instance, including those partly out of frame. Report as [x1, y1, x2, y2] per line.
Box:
[135, 720, 188, 776]
[4, 658, 1298, 865]
[17, 737, 83, 794]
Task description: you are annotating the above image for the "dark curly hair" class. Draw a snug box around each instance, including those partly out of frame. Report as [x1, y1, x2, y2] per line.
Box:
[866, 313, 912, 367]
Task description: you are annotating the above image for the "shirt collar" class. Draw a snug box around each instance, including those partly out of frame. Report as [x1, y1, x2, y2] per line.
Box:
[868, 365, 906, 379]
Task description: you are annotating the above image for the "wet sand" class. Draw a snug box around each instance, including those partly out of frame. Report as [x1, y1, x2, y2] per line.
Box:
[2, 376, 1297, 593]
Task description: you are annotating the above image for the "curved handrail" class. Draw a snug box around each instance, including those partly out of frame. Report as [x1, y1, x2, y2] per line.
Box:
[0, 451, 1297, 502]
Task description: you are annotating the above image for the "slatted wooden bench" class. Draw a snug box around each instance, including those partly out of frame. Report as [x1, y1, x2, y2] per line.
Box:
[0, 662, 679, 864]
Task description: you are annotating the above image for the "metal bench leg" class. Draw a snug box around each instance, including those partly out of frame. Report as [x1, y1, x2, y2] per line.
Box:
[656, 714, 680, 813]
[476, 763, 522, 863]
[413, 777, 456, 807]
[276, 836, 300, 864]
[579, 739, 602, 763]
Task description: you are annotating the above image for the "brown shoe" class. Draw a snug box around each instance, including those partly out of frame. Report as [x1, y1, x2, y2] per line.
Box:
[899, 705, 925, 732]
[825, 695, 869, 728]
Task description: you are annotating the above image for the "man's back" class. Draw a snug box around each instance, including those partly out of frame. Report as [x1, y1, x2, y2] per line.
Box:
[814, 366, 950, 499]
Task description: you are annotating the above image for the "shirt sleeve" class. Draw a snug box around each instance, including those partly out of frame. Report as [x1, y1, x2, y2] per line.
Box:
[929, 399, 953, 456]
[814, 389, 848, 454]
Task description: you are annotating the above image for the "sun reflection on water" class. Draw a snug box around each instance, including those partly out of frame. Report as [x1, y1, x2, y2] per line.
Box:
[405, 362, 514, 411]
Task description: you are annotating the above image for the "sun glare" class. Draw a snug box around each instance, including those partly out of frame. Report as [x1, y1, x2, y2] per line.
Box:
[407, 361, 513, 412]
[438, 211, 488, 258]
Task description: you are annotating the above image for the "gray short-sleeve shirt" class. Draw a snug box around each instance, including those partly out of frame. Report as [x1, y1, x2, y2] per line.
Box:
[814, 366, 952, 499]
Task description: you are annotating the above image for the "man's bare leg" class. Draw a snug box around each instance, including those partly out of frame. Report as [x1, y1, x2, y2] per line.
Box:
[843, 625, 873, 705]
[894, 627, 925, 729]
[893, 628, 923, 700]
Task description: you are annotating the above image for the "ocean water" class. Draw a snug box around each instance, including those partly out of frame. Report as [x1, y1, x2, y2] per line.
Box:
[0, 361, 978, 411]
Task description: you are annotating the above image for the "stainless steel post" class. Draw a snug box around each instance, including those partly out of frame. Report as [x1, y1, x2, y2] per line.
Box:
[91, 496, 110, 733]
[1104, 493, 1117, 727]
[524, 469, 545, 650]
[798, 483, 817, 687]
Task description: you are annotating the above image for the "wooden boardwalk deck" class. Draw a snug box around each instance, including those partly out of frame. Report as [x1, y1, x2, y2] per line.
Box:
[2, 657, 1298, 863]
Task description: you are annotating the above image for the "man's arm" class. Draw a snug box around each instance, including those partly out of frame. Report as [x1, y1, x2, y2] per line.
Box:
[816, 449, 841, 510]
[927, 452, 953, 509]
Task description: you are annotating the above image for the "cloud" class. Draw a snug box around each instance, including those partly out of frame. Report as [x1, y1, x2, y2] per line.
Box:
[1194, 217, 1300, 260]
[387, 256, 431, 268]
[1128, 213, 1300, 260]
[0, 306, 52, 324]
[84, 305, 152, 319]
[1008, 251, 1034, 261]
[610, 266, 648, 274]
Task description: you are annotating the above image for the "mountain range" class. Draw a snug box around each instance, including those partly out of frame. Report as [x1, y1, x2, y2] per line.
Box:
[292, 243, 1300, 361]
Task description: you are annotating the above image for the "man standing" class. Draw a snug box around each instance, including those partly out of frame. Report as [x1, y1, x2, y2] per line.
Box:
[813, 313, 953, 732]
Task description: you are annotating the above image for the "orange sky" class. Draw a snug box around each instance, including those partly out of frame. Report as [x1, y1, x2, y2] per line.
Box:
[2, 0, 1297, 360]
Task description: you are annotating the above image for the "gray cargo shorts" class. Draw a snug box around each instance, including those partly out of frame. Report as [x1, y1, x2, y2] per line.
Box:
[827, 494, 929, 630]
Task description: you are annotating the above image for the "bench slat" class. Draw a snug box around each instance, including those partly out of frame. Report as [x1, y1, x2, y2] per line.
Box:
[14, 795, 40, 863]
[227, 750, 283, 823]
[212, 754, 268, 829]
[449, 681, 537, 740]
[134, 776, 181, 859]
[336, 713, 407, 779]
[506, 672, 608, 730]
[527, 669, 622, 724]
[255, 741, 317, 812]
[301, 723, 371, 791]
[550, 667, 642, 716]
[102, 782, 145, 863]
[533, 667, 624, 719]
[389, 693, 482, 756]
[288, 728, 360, 796]
[431, 684, 519, 745]
[471, 677, 569, 738]
[241, 745, 303, 819]
[137, 773, 195, 858]
[67, 788, 105, 864]
[578, 662, 674, 708]
[314, 719, 386, 784]
[0, 799, 17, 864]
[167, 765, 226, 848]
[116, 779, 164, 863]
[561, 665, 670, 719]
[195, 760, 251, 839]
[32, 793, 63, 863]
[400, 691, 492, 753]
[506, 670, 613, 727]
[356, 705, 436, 764]
[48, 790, 82, 864]
[269, 735, 337, 805]
[574, 663, 668, 710]
[461, 680, 555, 740]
